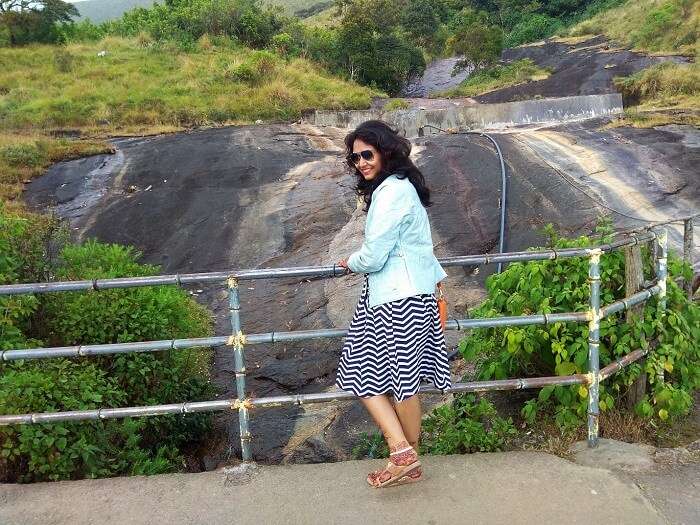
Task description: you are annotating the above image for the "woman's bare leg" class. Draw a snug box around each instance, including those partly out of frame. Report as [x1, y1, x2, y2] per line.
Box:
[360, 394, 408, 449]
[392, 394, 422, 449]
[362, 393, 422, 486]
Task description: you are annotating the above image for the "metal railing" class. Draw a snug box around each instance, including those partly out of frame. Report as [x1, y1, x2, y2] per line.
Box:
[0, 228, 669, 462]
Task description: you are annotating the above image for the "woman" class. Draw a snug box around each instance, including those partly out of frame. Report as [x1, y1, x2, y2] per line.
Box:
[335, 120, 451, 488]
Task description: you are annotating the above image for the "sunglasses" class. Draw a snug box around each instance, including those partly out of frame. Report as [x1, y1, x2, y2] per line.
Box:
[348, 149, 375, 165]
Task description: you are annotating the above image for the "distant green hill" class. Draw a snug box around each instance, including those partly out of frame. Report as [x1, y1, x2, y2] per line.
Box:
[71, 0, 331, 23]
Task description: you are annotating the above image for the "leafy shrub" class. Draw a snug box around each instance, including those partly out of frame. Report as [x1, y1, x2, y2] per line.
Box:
[0, 209, 40, 351]
[1, 233, 216, 482]
[0, 207, 66, 351]
[459, 222, 699, 431]
[113, 0, 284, 49]
[57, 19, 108, 43]
[270, 32, 296, 57]
[352, 431, 390, 459]
[249, 50, 278, 75]
[352, 395, 518, 459]
[446, 8, 503, 71]
[228, 61, 258, 82]
[504, 14, 562, 48]
[1, 360, 126, 482]
[421, 394, 518, 454]
[226, 50, 278, 83]
[384, 99, 411, 111]
[43, 241, 210, 346]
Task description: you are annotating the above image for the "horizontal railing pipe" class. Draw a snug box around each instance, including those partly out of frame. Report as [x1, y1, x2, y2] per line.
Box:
[2, 311, 592, 362]
[0, 233, 656, 297]
[0, 374, 590, 426]
[599, 349, 649, 381]
[1, 336, 231, 361]
[601, 284, 661, 318]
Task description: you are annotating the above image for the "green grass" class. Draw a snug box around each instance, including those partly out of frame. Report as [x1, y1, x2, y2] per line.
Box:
[383, 99, 411, 111]
[569, 0, 698, 56]
[606, 62, 700, 128]
[0, 36, 374, 133]
[434, 59, 551, 99]
[614, 62, 700, 106]
[0, 36, 376, 210]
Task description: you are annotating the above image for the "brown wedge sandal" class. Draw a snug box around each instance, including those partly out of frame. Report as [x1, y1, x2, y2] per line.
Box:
[397, 440, 423, 484]
[366, 441, 421, 488]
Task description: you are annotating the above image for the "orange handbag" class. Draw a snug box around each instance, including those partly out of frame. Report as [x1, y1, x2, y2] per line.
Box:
[436, 282, 447, 331]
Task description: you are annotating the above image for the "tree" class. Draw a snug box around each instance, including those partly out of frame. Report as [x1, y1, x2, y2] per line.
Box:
[335, 0, 425, 94]
[446, 8, 503, 72]
[0, 0, 78, 45]
[401, 0, 445, 48]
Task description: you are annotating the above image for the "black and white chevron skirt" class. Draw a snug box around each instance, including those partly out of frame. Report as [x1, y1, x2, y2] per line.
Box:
[335, 274, 452, 402]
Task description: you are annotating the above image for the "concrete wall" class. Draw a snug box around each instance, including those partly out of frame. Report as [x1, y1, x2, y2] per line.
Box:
[309, 93, 623, 137]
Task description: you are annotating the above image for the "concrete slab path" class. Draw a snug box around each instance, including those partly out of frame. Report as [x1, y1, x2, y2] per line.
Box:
[0, 451, 665, 525]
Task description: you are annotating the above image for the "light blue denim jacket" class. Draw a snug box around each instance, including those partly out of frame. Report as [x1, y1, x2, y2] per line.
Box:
[347, 173, 447, 308]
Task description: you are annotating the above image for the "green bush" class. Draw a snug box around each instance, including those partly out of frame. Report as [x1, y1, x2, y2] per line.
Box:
[270, 32, 296, 57]
[0, 209, 39, 351]
[112, 0, 284, 49]
[421, 394, 518, 454]
[459, 222, 699, 431]
[0, 142, 48, 168]
[43, 241, 211, 345]
[226, 50, 278, 83]
[1, 360, 126, 482]
[504, 14, 562, 48]
[0, 231, 216, 482]
[384, 99, 411, 111]
[0, 207, 64, 350]
[0, 358, 192, 482]
[446, 8, 503, 71]
[57, 19, 109, 43]
[352, 431, 390, 459]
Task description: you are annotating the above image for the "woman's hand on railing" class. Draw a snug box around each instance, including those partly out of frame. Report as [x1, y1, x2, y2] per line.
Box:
[337, 258, 350, 273]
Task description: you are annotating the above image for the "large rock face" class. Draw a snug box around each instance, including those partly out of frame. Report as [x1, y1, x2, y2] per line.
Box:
[24, 118, 699, 467]
[477, 35, 689, 104]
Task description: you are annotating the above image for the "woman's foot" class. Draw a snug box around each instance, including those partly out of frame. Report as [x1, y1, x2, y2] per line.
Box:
[402, 439, 422, 482]
[366, 440, 421, 488]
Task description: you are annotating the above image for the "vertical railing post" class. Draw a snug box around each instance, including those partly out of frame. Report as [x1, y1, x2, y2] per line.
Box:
[586, 248, 602, 448]
[654, 228, 668, 386]
[655, 227, 668, 312]
[228, 276, 252, 462]
[683, 218, 693, 299]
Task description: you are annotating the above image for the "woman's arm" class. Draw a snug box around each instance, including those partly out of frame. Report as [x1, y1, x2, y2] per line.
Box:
[345, 184, 410, 274]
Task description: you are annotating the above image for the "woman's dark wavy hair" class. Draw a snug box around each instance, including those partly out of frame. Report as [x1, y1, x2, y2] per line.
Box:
[344, 120, 432, 212]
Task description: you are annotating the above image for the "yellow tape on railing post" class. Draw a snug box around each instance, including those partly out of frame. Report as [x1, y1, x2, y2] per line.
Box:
[228, 276, 253, 462]
[586, 248, 602, 448]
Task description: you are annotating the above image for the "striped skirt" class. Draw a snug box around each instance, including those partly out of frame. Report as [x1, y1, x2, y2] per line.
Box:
[335, 275, 451, 402]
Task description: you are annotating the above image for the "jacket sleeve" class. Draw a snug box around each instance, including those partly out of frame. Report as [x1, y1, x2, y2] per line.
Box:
[347, 185, 409, 274]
